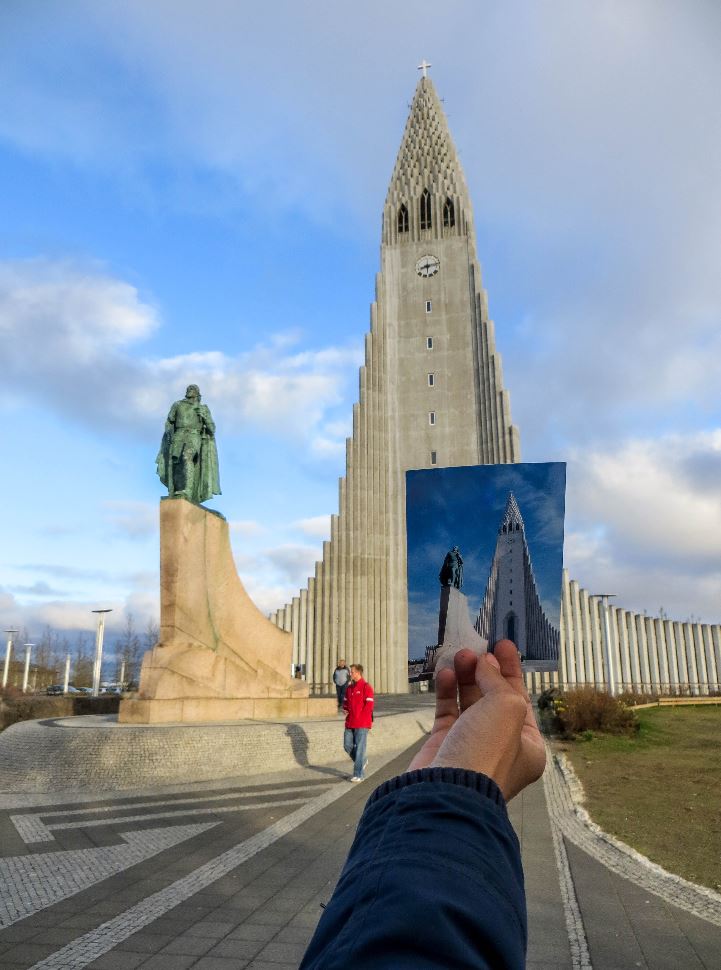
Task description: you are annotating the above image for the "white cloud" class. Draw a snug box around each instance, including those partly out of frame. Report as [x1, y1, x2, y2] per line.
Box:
[0, 258, 360, 444]
[2, 7, 719, 453]
[0, 589, 156, 638]
[103, 500, 157, 539]
[565, 430, 721, 621]
[238, 576, 300, 618]
[9, 581, 67, 597]
[0, 257, 157, 370]
[293, 516, 331, 540]
[264, 544, 320, 586]
[231, 540, 325, 614]
[2, 2, 720, 643]
[229, 520, 265, 537]
[309, 436, 346, 460]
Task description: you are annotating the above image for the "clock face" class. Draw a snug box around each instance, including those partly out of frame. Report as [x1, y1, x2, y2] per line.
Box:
[416, 254, 440, 278]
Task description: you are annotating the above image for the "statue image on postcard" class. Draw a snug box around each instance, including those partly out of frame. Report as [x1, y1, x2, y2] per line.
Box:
[406, 462, 566, 675]
[439, 546, 464, 589]
[156, 384, 221, 505]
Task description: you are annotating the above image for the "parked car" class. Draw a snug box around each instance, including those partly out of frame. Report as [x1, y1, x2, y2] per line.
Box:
[45, 685, 81, 695]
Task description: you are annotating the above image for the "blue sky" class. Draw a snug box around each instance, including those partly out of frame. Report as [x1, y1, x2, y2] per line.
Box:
[1, 1, 720, 656]
[406, 464, 566, 657]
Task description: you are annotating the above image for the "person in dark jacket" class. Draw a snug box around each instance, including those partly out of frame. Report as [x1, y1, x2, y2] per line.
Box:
[300, 640, 546, 970]
[332, 659, 351, 709]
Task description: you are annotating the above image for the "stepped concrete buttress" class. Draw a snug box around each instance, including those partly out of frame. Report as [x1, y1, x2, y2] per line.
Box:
[120, 498, 336, 724]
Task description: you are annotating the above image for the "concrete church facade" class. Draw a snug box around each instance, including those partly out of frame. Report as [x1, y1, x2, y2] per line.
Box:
[273, 73, 721, 697]
[476, 493, 560, 668]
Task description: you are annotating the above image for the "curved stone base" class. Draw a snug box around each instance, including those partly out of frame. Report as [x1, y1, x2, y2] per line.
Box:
[433, 585, 488, 672]
[0, 708, 434, 795]
[121, 499, 310, 724]
[120, 695, 337, 724]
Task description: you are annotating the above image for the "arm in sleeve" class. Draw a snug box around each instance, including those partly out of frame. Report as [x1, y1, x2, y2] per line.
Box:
[300, 768, 527, 970]
[165, 402, 177, 434]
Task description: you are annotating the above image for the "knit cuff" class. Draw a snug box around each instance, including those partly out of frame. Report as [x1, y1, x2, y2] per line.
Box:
[367, 766, 506, 809]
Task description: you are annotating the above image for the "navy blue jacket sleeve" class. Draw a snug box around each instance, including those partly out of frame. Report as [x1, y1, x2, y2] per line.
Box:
[300, 767, 527, 969]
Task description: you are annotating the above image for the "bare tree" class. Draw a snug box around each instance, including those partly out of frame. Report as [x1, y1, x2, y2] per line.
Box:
[144, 618, 159, 651]
[72, 632, 94, 687]
[115, 612, 143, 688]
[34, 626, 62, 688]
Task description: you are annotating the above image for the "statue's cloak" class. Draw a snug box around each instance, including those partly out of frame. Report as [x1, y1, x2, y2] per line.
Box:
[156, 427, 221, 504]
[156, 430, 173, 489]
[197, 432, 221, 502]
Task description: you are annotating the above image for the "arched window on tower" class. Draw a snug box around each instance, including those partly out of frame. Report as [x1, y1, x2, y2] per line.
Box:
[420, 189, 432, 231]
[443, 197, 455, 228]
[505, 613, 516, 643]
[397, 204, 409, 234]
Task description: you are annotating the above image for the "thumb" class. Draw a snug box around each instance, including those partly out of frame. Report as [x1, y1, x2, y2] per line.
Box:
[475, 652, 512, 697]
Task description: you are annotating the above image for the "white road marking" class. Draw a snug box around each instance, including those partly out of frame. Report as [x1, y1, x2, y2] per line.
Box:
[11, 783, 330, 843]
[27, 780, 350, 970]
[0, 823, 217, 928]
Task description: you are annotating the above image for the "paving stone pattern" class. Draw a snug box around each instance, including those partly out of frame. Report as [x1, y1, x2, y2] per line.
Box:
[1, 705, 720, 970]
[0, 767, 355, 970]
[549, 750, 721, 926]
[0, 704, 434, 795]
[546, 745, 721, 969]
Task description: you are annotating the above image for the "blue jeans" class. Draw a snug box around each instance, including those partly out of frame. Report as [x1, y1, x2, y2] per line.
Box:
[343, 727, 369, 778]
[335, 683, 348, 707]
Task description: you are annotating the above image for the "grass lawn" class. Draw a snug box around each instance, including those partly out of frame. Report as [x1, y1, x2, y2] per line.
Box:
[561, 706, 721, 891]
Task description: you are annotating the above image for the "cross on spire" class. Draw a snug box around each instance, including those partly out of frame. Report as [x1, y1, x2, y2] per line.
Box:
[417, 59, 432, 78]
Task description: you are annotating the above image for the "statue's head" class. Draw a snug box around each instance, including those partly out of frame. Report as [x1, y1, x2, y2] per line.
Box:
[185, 384, 201, 402]
[452, 545, 459, 553]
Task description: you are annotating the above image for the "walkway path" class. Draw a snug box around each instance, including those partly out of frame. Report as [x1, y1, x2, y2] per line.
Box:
[0, 699, 719, 969]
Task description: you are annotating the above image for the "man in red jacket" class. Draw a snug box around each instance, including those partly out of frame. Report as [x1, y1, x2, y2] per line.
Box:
[343, 664, 374, 782]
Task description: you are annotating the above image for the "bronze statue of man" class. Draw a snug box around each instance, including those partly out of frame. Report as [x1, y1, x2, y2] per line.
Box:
[439, 546, 464, 590]
[156, 385, 221, 505]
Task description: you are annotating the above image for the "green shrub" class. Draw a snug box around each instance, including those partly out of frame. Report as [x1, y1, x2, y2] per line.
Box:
[549, 687, 639, 738]
[537, 686, 563, 711]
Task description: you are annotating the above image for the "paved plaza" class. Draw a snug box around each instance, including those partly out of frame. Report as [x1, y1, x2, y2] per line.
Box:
[1, 699, 720, 969]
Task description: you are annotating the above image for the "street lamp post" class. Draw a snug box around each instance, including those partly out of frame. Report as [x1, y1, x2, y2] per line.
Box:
[22, 643, 34, 693]
[91, 610, 113, 697]
[63, 653, 71, 694]
[3, 629, 18, 689]
[591, 594, 617, 696]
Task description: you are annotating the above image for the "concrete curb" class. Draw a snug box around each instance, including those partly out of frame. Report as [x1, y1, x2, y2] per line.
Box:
[0, 709, 434, 795]
[552, 750, 721, 926]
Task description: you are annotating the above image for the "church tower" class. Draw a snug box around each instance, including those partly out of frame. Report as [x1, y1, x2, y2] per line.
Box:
[273, 72, 519, 693]
[475, 493, 560, 666]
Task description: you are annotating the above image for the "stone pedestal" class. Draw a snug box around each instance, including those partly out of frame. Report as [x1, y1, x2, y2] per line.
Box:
[433, 586, 488, 672]
[120, 499, 336, 724]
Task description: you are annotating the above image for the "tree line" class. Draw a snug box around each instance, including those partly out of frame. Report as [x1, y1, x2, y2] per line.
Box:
[3, 613, 158, 691]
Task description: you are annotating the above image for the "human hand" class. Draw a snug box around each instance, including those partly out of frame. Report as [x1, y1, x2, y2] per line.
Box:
[408, 641, 546, 800]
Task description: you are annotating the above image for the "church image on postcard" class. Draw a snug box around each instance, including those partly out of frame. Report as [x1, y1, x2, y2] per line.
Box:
[406, 462, 566, 674]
